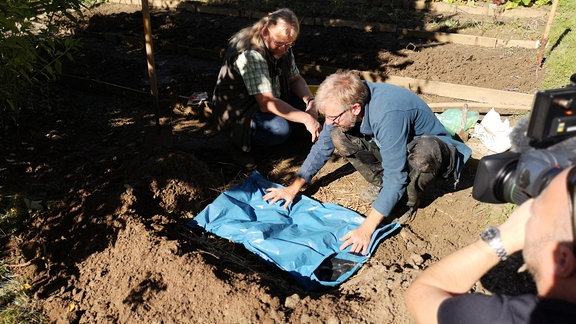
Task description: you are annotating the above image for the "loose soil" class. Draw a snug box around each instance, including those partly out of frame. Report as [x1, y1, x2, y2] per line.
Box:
[1, 2, 549, 323]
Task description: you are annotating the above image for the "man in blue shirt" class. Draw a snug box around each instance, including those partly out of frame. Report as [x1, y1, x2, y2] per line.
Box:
[263, 71, 472, 255]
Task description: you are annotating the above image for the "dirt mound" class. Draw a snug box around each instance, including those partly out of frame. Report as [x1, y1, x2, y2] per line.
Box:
[44, 216, 284, 323]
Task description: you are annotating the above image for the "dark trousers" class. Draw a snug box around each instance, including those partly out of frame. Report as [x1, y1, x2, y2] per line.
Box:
[330, 127, 454, 206]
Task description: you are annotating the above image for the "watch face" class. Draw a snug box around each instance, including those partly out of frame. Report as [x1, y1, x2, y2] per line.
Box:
[482, 227, 499, 241]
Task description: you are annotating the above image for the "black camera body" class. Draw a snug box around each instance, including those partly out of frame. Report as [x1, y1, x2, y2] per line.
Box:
[472, 74, 576, 205]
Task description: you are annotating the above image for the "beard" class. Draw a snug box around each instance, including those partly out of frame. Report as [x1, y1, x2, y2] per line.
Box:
[271, 47, 289, 59]
[337, 113, 357, 132]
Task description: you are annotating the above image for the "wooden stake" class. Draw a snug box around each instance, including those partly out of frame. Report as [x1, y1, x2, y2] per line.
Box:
[141, 0, 160, 126]
[538, 0, 560, 68]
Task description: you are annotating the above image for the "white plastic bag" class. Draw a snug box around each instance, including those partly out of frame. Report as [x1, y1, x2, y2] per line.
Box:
[471, 108, 512, 153]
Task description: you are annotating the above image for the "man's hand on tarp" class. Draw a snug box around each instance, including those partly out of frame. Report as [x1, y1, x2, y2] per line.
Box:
[263, 186, 299, 209]
[263, 177, 307, 209]
[339, 225, 373, 255]
[339, 207, 385, 255]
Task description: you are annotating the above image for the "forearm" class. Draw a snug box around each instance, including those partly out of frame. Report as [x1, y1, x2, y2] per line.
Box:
[297, 125, 335, 181]
[405, 240, 499, 324]
[260, 97, 314, 125]
[288, 176, 307, 193]
[290, 75, 314, 102]
[363, 208, 386, 232]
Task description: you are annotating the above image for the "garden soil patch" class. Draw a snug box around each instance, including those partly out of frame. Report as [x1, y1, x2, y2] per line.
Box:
[1, 2, 550, 323]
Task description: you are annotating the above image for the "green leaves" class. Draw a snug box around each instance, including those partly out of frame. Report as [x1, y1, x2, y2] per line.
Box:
[0, 0, 84, 130]
[505, 0, 552, 10]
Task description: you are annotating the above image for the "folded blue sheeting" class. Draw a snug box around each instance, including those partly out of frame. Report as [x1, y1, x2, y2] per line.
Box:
[188, 170, 401, 290]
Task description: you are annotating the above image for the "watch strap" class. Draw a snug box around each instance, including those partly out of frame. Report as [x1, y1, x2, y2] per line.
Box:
[488, 238, 508, 261]
[305, 96, 315, 110]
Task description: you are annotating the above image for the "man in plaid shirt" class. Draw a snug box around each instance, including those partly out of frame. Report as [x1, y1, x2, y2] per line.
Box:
[212, 8, 320, 155]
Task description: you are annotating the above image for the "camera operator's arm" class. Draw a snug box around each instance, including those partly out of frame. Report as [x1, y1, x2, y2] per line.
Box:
[405, 200, 531, 324]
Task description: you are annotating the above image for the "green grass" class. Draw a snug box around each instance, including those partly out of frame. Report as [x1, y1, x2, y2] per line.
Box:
[0, 260, 47, 324]
[0, 195, 29, 236]
[541, 0, 576, 89]
[1, 196, 46, 324]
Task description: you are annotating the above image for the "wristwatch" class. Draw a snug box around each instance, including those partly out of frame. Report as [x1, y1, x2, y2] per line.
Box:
[481, 226, 508, 261]
[305, 96, 315, 110]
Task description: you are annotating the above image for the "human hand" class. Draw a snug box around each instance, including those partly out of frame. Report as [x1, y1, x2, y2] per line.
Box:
[339, 225, 374, 255]
[304, 117, 321, 143]
[498, 199, 533, 254]
[305, 100, 318, 120]
[263, 186, 298, 210]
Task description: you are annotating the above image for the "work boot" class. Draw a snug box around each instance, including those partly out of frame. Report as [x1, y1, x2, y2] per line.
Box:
[360, 184, 382, 203]
[405, 180, 421, 209]
[407, 169, 435, 209]
[395, 206, 417, 224]
[406, 190, 421, 209]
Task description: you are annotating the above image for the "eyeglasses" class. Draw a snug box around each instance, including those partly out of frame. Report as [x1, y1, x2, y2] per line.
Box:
[268, 33, 295, 48]
[273, 40, 294, 48]
[568, 166, 576, 244]
[325, 108, 350, 123]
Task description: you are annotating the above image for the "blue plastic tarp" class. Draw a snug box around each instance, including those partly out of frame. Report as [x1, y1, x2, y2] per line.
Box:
[188, 170, 401, 290]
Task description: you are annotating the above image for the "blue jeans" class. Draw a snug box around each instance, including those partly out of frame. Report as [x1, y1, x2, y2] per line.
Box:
[251, 111, 292, 147]
[250, 94, 307, 148]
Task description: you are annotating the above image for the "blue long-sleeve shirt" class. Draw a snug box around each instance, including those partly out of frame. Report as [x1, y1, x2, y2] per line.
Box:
[297, 81, 472, 217]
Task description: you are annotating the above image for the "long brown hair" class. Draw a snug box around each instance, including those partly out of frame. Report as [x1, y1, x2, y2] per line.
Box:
[228, 8, 300, 52]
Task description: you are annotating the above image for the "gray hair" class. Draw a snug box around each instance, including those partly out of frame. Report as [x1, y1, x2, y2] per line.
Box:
[315, 71, 368, 115]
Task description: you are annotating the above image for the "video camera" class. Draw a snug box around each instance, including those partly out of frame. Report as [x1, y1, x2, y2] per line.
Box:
[472, 74, 576, 205]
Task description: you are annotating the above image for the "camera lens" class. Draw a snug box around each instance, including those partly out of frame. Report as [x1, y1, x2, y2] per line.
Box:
[502, 150, 568, 205]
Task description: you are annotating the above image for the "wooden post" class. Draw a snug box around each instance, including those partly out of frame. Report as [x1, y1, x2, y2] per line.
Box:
[538, 0, 560, 68]
[141, 0, 160, 126]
